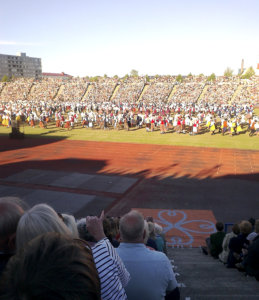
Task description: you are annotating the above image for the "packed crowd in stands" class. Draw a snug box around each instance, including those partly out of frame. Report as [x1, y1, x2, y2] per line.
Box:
[142, 82, 173, 103]
[55, 77, 89, 102]
[0, 82, 6, 92]
[169, 82, 205, 104]
[85, 78, 118, 103]
[235, 84, 258, 105]
[203, 81, 239, 104]
[0, 197, 179, 300]
[27, 78, 62, 102]
[112, 76, 145, 104]
[0, 75, 258, 136]
[202, 219, 259, 281]
[0, 78, 33, 101]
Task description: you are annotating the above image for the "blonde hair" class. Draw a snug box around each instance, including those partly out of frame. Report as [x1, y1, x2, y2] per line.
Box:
[16, 203, 71, 250]
[62, 213, 79, 238]
[148, 222, 155, 239]
[154, 223, 163, 235]
[143, 220, 149, 244]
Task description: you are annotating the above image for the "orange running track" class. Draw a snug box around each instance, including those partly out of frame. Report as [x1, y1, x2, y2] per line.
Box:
[1, 137, 259, 179]
[0, 137, 259, 224]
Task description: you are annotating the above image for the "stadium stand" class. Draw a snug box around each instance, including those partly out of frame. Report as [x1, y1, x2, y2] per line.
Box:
[112, 76, 145, 104]
[0, 75, 258, 135]
[84, 78, 118, 103]
[0, 78, 33, 101]
[55, 77, 89, 102]
[27, 78, 62, 101]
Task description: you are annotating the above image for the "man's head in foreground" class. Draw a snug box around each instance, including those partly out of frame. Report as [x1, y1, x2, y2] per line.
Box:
[119, 210, 145, 243]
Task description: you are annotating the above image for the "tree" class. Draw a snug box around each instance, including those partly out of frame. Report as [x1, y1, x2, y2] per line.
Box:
[130, 69, 139, 77]
[187, 73, 192, 77]
[123, 74, 129, 80]
[1, 75, 9, 82]
[224, 67, 234, 77]
[90, 76, 99, 82]
[104, 74, 108, 78]
[207, 73, 216, 82]
[176, 74, 183, 82]
[113, 75, 118, 79]
[145, 75, 150, 82]
[241, 66, 255, 79]
[199, 73, 204, 77]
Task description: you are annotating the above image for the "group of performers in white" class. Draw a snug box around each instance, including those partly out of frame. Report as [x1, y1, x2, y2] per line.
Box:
[0, 100, 259, 136]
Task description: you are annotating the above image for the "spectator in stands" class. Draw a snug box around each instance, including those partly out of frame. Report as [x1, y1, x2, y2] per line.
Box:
[219, 223, 240, 264]
[77, 217, 97, 245]
[0, 232, 101, 300]
[85, 212, 130, 299]
[235, 219, 259, 277]
[227, 220, 252, 268]
[143, 220, 151, 246]
[154, 223, 166, 253]
[117, 210, 179, 300]
[103, 216, 120, 247]
[242, 219, 259, 280]
[16, 204, 71, 249]
[16, 204, 129, 300]
[202, 222, 225, 258]
[109, 216, 120, 243]
[146, 221, 158, 250]
[248, 217, 255, 232]
[61, 213, 79, 238]
[246, 218, 258, 244]
[0, 197, 25, 277]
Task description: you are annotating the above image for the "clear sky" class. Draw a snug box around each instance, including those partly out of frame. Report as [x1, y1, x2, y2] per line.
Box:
[0, 0, 258, 77]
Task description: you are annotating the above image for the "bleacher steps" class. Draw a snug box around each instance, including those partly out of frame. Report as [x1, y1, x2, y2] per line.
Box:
[229, 84, 242, 105]
[26, 81, 34, 98]
[137, 84, 149, 103]
[81, 83, 92, 101]
[54, 84, 64, 100]
[0, 83, 6, 96]
[167, 84, 178, 103]
[167, 248, 259, 300]
[197, 84, 209, 103]
[110, 84, 120, 101]
[28, 83, 36, 98]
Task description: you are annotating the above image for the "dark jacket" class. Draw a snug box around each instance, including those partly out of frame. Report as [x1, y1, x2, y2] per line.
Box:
[227, 233, 249, 268]
[244, 235, 259, 280]
[210, 231, 225, 258]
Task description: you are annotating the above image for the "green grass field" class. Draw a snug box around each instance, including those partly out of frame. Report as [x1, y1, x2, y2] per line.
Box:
[1, 120, 259, 150]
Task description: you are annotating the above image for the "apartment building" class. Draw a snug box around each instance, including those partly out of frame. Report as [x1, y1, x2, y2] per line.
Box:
[0, 52, 42, 79]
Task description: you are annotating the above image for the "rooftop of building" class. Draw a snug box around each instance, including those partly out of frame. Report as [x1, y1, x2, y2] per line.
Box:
[42, 72, 73, 78]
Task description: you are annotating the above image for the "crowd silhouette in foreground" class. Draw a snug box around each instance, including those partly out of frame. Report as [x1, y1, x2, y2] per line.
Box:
[1, 195, 258, 300]
[0, 197, 179, 300]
